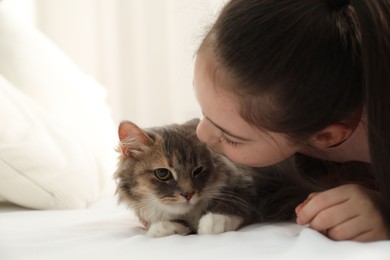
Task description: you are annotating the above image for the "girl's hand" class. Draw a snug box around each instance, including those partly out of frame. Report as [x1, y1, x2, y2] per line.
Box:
[295, 184, 389, 242]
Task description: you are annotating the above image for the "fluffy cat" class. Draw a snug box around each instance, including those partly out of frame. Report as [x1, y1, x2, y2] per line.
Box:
[114, 118, 324, 237]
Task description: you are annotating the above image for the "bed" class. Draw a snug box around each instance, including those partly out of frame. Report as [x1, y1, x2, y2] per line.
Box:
[0, 3, 389, 260]
[1, 197, 390, 260]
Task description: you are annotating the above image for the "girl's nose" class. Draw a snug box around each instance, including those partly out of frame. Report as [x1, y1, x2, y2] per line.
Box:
[196, 117, 219, 144]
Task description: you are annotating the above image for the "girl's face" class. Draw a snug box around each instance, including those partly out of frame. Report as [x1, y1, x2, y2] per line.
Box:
[193, 47, 300, 167]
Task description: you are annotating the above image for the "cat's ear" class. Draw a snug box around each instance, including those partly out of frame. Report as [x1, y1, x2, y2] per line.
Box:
[118, 121, 153, 157]
[182, 118, 200, 130]
[184, 118, 201, 127]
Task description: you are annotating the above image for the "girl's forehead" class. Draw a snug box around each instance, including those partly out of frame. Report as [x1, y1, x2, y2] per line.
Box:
[194, 49, 237, 110]
[194, 50, 264, 141]
[195, 47, 235, 95]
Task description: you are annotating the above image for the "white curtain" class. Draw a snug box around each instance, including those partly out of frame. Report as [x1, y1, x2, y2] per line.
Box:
[24, 0, 226, 127]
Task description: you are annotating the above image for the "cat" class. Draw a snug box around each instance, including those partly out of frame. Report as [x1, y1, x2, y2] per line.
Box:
[114, 118, 326, 237]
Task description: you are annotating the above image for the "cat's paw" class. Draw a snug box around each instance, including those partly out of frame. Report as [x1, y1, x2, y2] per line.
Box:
[197, 213, 243, 235]
[146, 221, 191, 238]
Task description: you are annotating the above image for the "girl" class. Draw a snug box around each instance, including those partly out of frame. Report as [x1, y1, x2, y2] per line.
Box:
[193, 0, 390, 242]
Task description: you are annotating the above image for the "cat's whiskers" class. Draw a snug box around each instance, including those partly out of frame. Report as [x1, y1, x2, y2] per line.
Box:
[132, 196, 176, 222]
[132, 197, 158, 212]
[201, 183, 225, 194]
[136, 194, 197, 220]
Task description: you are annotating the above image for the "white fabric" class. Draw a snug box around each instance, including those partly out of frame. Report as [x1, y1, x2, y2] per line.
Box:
[0, 197, 389, 260]
[31, 0, 225, 127]
[0, 4, 117, 209]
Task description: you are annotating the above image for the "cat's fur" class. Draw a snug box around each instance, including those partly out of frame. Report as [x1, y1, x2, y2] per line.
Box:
[114, 118, 321, 237]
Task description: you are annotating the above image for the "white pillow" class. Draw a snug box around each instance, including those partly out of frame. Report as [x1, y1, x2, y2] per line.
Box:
[0, 4, 117, 209]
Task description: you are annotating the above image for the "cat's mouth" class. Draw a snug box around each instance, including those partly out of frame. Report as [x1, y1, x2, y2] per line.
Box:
[160, 195, 200, 209]
[158, 200, 197, 215]
[178, 198, 198, 207]
[183, 194, 200, 205]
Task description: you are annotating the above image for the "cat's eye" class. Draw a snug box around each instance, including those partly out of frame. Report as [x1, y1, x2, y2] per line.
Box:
[154, 168, 172, 181]
[192, 166, 204, 177]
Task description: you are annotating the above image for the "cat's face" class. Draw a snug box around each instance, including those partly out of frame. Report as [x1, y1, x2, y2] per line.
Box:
[115, 119, 222, 217]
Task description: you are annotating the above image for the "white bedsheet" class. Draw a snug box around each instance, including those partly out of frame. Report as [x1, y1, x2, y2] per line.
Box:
[0, 197, 389, 260]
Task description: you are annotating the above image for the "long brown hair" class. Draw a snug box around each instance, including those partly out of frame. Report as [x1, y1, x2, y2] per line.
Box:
[201, 0, 390, 219]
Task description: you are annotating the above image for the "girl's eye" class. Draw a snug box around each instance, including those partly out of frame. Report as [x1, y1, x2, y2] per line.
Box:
[221, 137, 240, 146]
[192, 166, 204, 177]
[154, 168, 172, 181]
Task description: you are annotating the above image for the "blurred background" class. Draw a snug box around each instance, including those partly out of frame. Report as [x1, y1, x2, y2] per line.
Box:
[8, 0, 226, 127]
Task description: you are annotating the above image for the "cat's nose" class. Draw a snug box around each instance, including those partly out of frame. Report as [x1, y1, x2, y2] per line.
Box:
[180, 192, 194, 201]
